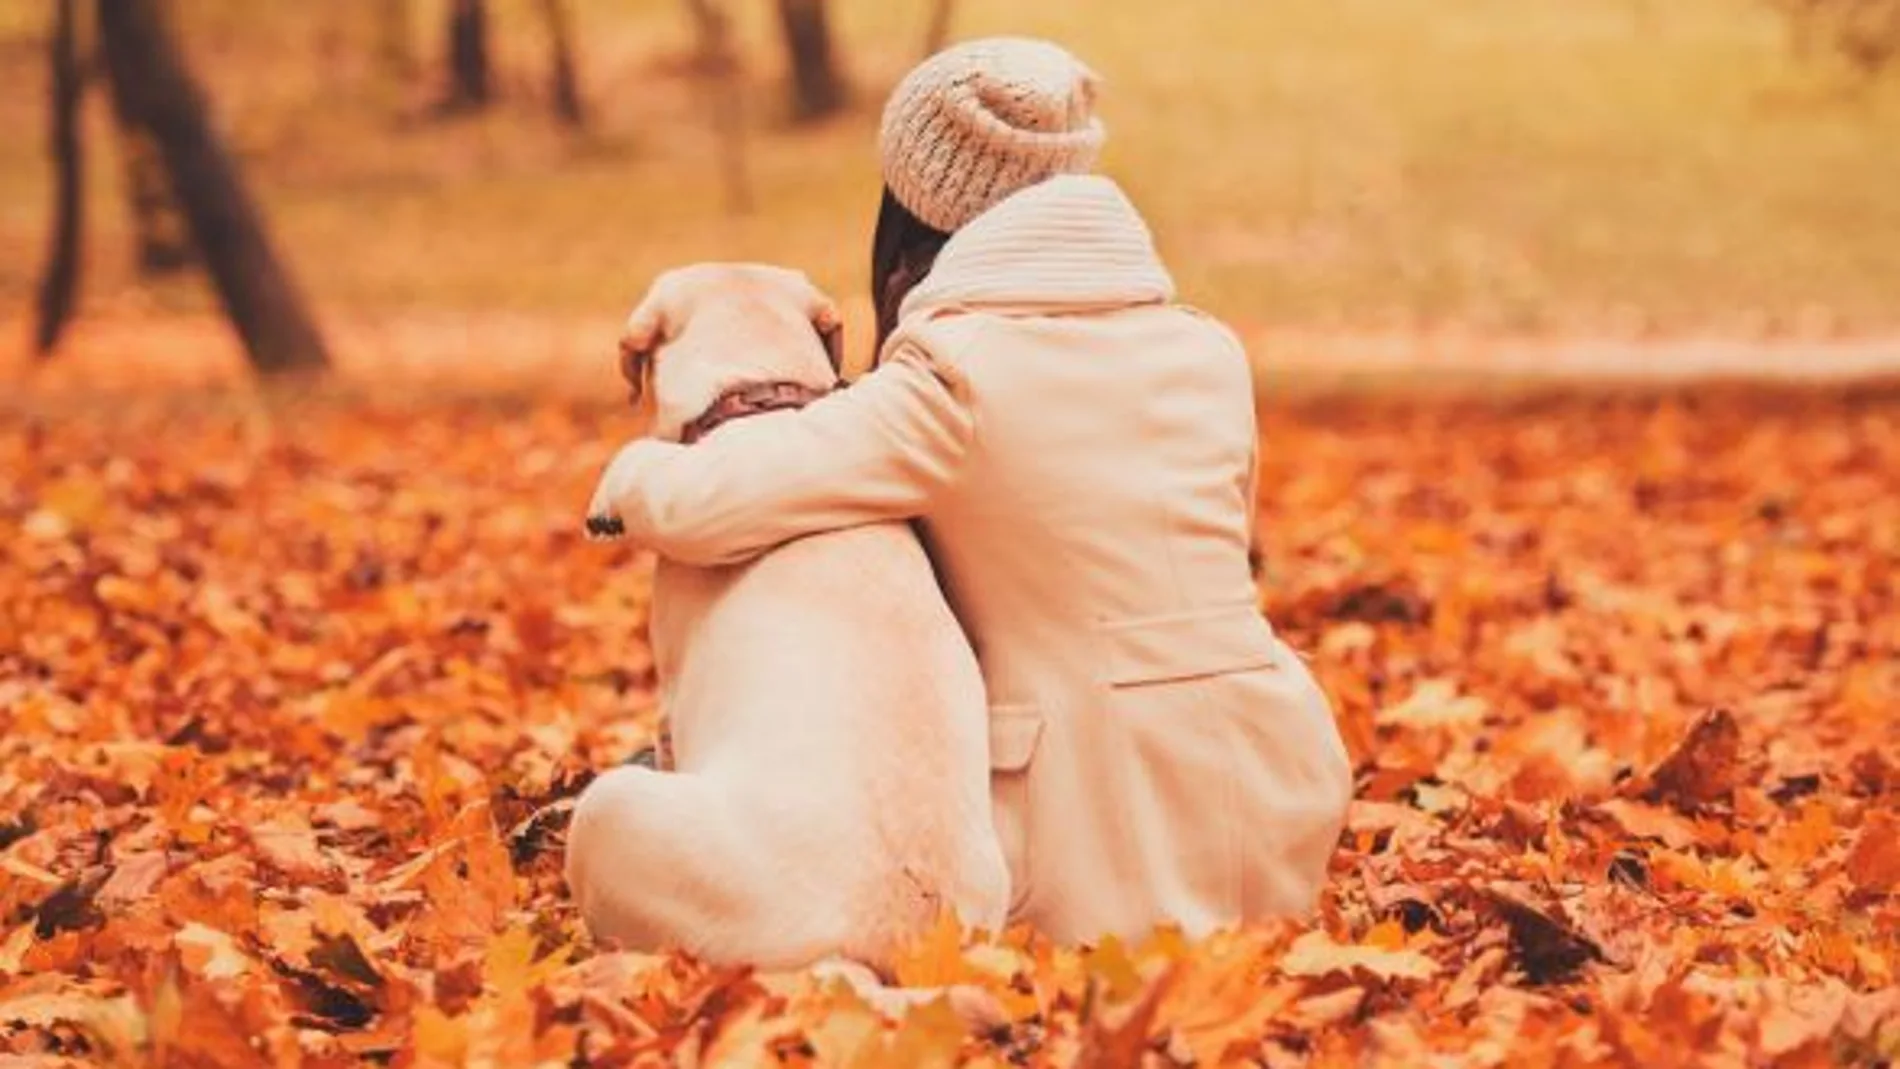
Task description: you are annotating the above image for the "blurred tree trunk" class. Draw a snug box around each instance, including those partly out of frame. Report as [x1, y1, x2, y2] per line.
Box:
[378, 0, 415, 80]
[443, 0, 490, 112]
[922, 0, 955, 57]
[110, 100, 195, 274]
[683, 0, 752, 213]
[538, 0, 584, 126]
[34, 0, 86, 357]
[96, 0, 330, 375]
[775, 0, 846, 121]
[99, 0, 192, 275]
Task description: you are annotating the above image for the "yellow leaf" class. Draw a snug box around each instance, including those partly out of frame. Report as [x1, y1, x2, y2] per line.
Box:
[803, 993, 886, 1069]
[1085, 934, 1145, 1002]
[1139, 923, 1193, 965]
[1362, 920, 1408, 952]
[174, 922, 253, 981]
[412, 1004, 469, 1068]
[1376, 679, 1489, 730]
[884, 996, 966, 1069]
[961, 942, 1027, 984]
[890, 908, 966, 988]
[962, 942, 1040, 1021]
[484, 925, 539, 999]
[0, 856, 63, 886]
[36, 478, 107, 531]
[1651, 851, 1763, 899]
[1156, 937, 1298, 1065]
[1280, 929, 1438, 982]
[0, 923, 34, 973]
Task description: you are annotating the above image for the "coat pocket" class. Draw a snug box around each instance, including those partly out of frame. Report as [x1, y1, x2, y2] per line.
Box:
[1094, 604, 1279, 688]
[988, 705, 1044, 913]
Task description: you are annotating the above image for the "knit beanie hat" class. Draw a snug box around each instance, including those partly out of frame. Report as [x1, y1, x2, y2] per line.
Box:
[879, 37, 1106, 233]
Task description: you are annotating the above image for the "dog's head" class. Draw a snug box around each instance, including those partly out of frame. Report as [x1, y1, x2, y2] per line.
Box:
[618, 264, 843, 439]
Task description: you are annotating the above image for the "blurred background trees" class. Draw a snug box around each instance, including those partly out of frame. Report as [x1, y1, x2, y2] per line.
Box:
[113, 102, 196, 276]
[1771, 0, 1900, 74]
[7, 0, 1900, 384]
[442, 0, 490, 113]
[35, 0, 328, 372]
[922, 0, 957, 57]
[94, 0, 329, 373]
[540, 0, 585, 126]
[776, 0, 847, 120]
[32, 0, 84, 355]
[378, 0, 416, 81]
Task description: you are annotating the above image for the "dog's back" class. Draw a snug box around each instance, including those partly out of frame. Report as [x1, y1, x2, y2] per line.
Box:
[572, 519, 1008, 969]
[570, 261, 1006, 971]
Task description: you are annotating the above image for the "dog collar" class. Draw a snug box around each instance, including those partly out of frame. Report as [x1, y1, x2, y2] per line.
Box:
[679, 380, 834, 445]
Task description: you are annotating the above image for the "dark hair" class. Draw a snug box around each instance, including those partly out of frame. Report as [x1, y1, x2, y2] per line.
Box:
[870, 187, 951, 358]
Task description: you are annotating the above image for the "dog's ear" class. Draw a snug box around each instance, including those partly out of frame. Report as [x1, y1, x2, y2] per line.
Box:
[619, 344, 657, 406]
[809, 298, 845, 376]
[618, 296, 665, 405]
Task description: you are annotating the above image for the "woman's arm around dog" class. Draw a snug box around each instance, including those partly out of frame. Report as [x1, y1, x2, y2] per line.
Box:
[587, 340, 974, 566]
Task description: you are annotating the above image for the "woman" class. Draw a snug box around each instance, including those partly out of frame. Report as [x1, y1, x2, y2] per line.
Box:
[585, 37, 1352, 945]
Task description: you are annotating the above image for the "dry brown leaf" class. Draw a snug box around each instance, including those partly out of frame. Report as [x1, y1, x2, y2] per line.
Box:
[1643, 707, 1743, 813]
[93, 852, 171, 910]
[1844, 808, 1900, 893]
[1288, 984, 1366, 1029]
[249, 819, 338, 884]
[1483, 887, 1605, 985]
[1596, 797, 1706, 850]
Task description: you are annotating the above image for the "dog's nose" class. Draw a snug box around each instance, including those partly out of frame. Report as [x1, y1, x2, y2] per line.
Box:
[586, 515, 626, 538]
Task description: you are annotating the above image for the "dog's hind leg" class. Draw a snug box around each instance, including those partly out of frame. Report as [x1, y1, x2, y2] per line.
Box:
[565, 765, 843, 966]
[566, 765, 767, 959]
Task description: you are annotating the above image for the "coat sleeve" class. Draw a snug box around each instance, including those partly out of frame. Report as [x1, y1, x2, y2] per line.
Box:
[592, 342, 974, 567]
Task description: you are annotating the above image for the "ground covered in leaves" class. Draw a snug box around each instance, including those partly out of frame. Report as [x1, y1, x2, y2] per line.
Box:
[1, 385, 1896, 1067]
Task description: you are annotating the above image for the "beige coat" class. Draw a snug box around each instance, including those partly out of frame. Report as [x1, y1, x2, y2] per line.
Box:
[602, 176, 1353, 945]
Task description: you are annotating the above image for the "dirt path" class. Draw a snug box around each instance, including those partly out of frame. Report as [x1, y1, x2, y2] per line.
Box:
[7, 309, 1900, 397]
[1248, 327, 1900, 390]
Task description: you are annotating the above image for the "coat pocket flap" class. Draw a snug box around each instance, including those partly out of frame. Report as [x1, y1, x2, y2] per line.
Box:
[988, 706, 1045, 772]
[1095, 605, 1279, 687]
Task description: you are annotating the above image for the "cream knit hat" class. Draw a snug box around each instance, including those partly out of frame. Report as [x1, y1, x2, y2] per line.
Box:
[879, 37, 1105, 233]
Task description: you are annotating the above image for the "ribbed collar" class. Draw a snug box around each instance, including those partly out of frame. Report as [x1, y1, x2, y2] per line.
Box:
[900, 175, 1176, 320]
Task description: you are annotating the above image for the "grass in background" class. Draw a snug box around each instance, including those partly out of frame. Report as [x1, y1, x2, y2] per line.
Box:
[1, 0, 1897, 338]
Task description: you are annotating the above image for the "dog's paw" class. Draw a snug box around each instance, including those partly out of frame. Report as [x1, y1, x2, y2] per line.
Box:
[585, 513, 626, 541]
[586, 438, 671, 541]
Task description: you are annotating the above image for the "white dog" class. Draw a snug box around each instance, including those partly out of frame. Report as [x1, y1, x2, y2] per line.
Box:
[568, 265, 1009, 989]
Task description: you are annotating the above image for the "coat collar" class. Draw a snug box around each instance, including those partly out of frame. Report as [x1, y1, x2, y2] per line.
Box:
[900, 175, 1176, 321]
